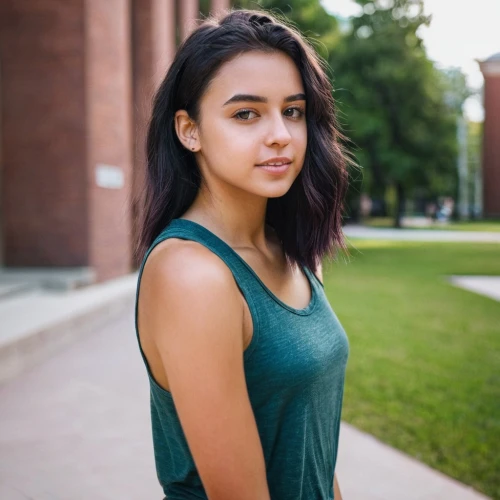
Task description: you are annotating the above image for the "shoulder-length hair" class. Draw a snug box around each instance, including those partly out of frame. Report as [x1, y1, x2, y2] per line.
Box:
[137, 8, 352, 273]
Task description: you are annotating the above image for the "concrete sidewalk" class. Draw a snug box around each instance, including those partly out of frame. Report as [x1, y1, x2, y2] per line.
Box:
[0, 302, 491, 499]
[449, 275, 500, 302]
[343, 225, 500, 243]
[337, 424, 490, 500]
[0, 272, 138, 384]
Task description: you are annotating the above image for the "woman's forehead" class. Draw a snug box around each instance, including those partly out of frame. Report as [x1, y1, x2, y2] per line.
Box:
[206, 51, 304, 103]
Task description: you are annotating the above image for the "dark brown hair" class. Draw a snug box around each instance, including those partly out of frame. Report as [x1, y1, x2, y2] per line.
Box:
[138, 8, 352, 273]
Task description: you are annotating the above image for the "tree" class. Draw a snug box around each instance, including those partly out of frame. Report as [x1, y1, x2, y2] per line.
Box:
[233, 0, 342, 61]
[331, 0, 461, 227]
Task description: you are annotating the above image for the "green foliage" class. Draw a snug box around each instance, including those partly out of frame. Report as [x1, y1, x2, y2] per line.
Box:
[467, 120, 482, 174]
[331, 0, 464, 220]
[440, 66, 473, 113]
[232, 0, 341, 61]
[199, 0, 212, 17]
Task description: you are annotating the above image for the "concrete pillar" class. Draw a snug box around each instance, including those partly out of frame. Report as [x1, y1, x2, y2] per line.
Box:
[479, 53, 500, 218]
[179, 0, 200, 41]
[0, 0, 133, 281]
[131, 0, 175, 266]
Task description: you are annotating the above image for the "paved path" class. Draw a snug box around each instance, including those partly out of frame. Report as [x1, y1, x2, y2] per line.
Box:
[0, 274, 137, 348]
[336, 424, 490, 500]
[0, 274, 137, 384]
[0, 311, 162, 500]
[343, 225, 500, 243]
[0, 310, 490, 499]
[449, 276, 500, 302]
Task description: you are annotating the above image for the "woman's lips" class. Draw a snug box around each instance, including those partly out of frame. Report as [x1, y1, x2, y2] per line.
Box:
[256, 162, 291, 174]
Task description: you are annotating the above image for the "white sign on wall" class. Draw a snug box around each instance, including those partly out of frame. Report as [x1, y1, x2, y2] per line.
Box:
[95, 164, 125, 189]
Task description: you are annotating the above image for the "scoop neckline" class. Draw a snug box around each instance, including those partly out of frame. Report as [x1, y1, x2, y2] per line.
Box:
[169, 218, 318, 316]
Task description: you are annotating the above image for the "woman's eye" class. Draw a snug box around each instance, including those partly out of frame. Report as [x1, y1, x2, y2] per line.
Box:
[284, 107, 305, 118]
[233, 107, 305, 122]
[234, 110, 258, 121]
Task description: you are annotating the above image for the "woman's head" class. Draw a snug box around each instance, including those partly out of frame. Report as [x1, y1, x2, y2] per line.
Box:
[174, 49, 307, 203]
[139, 8, 351, 271]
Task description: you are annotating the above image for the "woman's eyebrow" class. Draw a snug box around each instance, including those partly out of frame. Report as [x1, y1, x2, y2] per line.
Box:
[222, 93, 306, 106]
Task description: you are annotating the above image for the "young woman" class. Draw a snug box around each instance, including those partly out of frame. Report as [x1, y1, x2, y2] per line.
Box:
[135, 8, 351, 500]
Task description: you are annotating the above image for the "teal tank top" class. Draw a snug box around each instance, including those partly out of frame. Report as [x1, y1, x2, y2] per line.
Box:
[134, 218, 350, 500]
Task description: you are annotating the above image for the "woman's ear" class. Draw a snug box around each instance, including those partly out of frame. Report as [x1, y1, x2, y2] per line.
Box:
[174, 110, 200, 152]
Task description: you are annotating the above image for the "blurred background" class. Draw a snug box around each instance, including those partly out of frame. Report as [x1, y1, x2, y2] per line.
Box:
[0, 1, 498, 499]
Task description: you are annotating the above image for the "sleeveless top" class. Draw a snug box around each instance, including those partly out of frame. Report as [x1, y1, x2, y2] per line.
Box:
[134, 218, 350, 500]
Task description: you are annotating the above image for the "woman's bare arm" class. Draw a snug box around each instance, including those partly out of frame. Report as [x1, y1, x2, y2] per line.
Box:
[334, 473, 343, 500]
[140, 242, 271, 500]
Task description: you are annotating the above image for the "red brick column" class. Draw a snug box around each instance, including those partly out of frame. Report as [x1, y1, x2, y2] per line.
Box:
[179, 0, 200, 41]
[85, 0, 133, 281]
[479, 54, 500, 218]
[0, 0, 133, 281]
[0, 1, 88, 267]
[131, 0, 176, 266]
[210, 0, 231, 15]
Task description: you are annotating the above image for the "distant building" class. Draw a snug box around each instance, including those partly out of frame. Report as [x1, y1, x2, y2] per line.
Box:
[478, 52, 500, 218]
[0, 0, 230, 282]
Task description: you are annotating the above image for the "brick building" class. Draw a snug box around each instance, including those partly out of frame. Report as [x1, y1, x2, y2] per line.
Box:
[479, 52, 500, 218]
[0, 0, 230, 282]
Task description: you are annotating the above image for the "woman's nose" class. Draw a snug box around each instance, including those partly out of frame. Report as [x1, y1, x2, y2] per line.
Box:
[264, 112, 292, 147]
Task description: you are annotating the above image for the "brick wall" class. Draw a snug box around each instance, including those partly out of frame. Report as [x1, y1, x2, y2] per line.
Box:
[482, 73, 500, 217]
[0, 0, 134, 280]
[0, 0, 89, 266]
[0, 0, 231, 280]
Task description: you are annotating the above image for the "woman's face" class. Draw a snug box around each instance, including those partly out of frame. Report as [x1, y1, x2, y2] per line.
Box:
[179, 50, 307, 199]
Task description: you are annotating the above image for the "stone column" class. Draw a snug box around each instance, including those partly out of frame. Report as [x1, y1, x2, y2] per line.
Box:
[478, 53, 500, 218]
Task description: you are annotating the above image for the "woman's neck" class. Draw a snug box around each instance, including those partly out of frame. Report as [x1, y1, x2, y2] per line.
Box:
[180, 185, 272, 252]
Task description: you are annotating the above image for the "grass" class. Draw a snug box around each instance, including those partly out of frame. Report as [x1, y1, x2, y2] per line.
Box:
[437, 221, 500, 232]
[362, 217, 500, 232]
[324, 240, 500, 499]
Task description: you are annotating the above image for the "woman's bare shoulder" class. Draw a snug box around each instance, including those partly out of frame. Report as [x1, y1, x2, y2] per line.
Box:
[139, 237, 245, 350]
[142, 237, 238, 295]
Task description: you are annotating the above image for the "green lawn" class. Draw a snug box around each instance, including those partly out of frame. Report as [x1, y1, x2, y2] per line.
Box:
[324, 241, 500, 499]
[438, 221, 500, 232]
[363, 217, 500, 232]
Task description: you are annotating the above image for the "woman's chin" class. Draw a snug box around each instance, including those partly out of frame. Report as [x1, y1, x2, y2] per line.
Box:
[258, 183, 294, 199]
